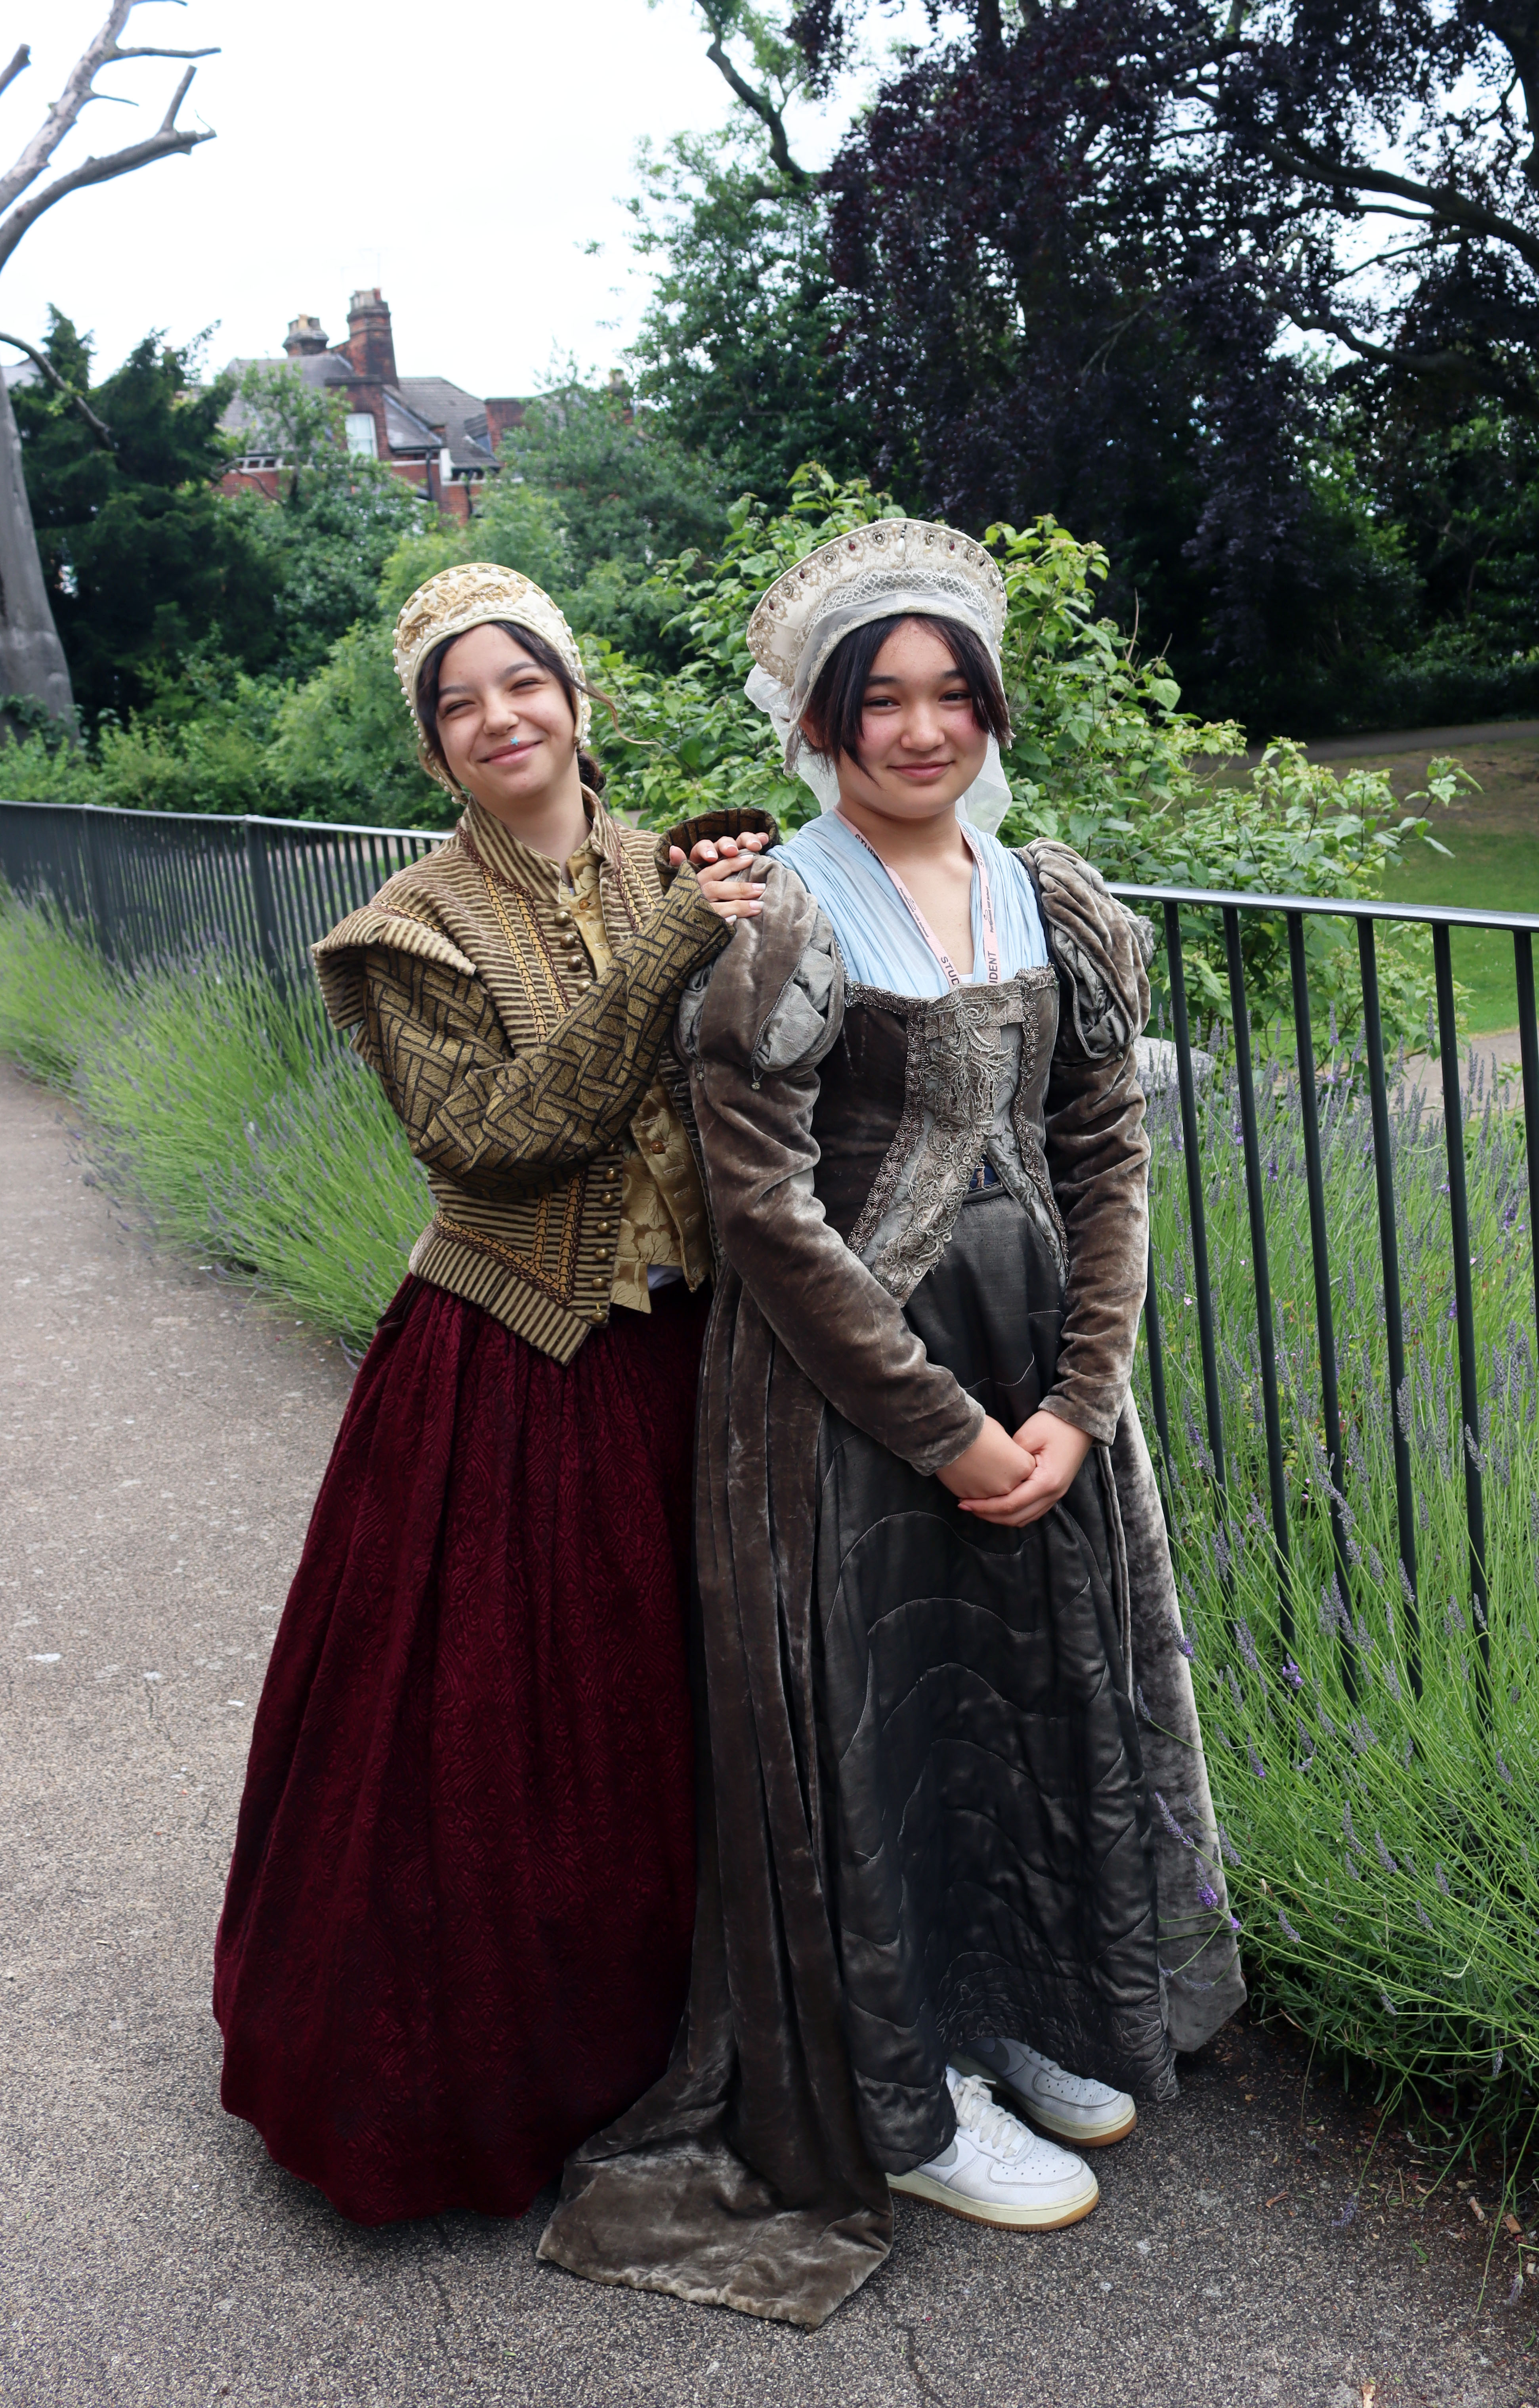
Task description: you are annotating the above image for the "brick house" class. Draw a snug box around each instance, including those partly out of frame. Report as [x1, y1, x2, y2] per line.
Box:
[219, 290, 526, 521]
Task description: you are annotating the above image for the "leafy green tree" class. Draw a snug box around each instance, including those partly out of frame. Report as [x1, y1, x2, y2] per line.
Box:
[627, 123, 867, 503]
[12, 312, 278, 725]
[502, 380, 726, 568]
[235, 365, 426, 681]
[497, 378, 732, 665]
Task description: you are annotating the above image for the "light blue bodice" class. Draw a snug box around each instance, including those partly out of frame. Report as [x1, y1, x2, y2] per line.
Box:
[777, 812, 1050, 998]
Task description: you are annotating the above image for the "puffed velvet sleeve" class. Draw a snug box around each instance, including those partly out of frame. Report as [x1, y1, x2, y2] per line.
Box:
[677, 860, 985, 1477]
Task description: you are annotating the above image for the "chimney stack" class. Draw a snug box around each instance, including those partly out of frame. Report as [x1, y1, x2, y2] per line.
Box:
[484, 397, 526, 453]
[283, 313, 330, 357]
[343, 289, 397, 386]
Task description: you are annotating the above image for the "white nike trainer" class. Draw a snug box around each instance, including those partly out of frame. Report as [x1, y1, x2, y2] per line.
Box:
[888, 2066, 1100, 2230]
[950, 2036, 1137, 2146]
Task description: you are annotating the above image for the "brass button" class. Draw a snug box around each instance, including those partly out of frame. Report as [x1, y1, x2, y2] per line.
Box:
[553, 910, 572, 926]
[649, 1139, 667, 1154]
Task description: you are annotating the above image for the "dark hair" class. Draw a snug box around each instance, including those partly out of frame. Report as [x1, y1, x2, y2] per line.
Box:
[798, 612, 1010, 766]
[416, 618, 611, 793]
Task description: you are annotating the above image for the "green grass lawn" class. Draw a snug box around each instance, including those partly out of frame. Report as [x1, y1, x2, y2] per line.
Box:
[1344, 735, 1539, 1032]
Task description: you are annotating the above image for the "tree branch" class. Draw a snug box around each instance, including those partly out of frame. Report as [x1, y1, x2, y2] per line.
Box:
[1251, 130, 1539, 275]
[0, 46, 29, 106]
[0, 330, 113, 447]
[705, 37, 810, 184]
[0, 2, 218, 223]
[1271, 294, 1537, 406]
[0, 91, 213, 279]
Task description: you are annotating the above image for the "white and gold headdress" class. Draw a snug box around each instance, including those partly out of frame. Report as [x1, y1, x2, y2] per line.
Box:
[745, 518, 1013, 832]
[393, 562, 590, 793]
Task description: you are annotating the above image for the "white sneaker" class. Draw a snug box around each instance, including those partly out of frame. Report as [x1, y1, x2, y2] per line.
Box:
[888, 2067, 1100, 2230]
[951, 2037, 1137, 2147]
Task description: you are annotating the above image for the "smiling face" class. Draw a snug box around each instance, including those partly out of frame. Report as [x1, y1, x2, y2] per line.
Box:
[812, 617, 992, 828]
[429, 622, 580, 821]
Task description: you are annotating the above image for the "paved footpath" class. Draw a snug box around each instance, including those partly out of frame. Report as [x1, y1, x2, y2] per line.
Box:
[1, 1056, 1535, 2408]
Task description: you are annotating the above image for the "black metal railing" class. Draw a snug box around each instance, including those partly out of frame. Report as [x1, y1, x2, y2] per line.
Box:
[1121, 882, 1539, 1715]
[0, 799, 447, 982]
[3, 800, 1537, 1703]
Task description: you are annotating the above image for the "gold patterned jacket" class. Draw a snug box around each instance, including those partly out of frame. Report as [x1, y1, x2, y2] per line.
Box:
[312, 794, 734, 1364]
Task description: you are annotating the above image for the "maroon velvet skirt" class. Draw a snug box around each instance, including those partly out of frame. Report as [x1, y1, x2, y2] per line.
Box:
[212, 1273, 708, 2226]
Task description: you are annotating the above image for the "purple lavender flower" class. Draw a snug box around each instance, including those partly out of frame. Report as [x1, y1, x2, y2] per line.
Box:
[1151, 1790, 1188, 1844]
[1217, 1825, 1240, 1868]
[1495, 1750, 1514, 1786]
[1200, 1882, 1220, 1909]
[1435, 1861, 1451, 1896]
[1234, 1619, 1262, 1675]
[1331, 2196, 1358, 2229]
[1344, 1853, 1361, 1881]
[1278, 1910, 1301, 1943]
[1247, 1742, 1266, 1781]
[1415, 1901, 1433, 1932]
[1319, 1706, 1338, 1739]
[1382, 1659, 1403, 1703]
[1229, 1914, 1241, 1933]
[1343, 1799, 1358, 1845]
[1281, 1659, 1304, 1691]
[1374, 1831, 1398, 1875]
[1227, 1666, 1244, 1711]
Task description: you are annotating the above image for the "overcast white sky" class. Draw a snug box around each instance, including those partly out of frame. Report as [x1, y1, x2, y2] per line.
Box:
[0, 0, 915, 398]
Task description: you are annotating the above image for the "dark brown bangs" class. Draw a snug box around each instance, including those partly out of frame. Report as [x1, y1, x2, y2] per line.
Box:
[798, 612, 1011, 766]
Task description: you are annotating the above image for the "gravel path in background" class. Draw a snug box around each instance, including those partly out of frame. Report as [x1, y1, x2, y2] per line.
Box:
[1, 1055, 1534, 2408]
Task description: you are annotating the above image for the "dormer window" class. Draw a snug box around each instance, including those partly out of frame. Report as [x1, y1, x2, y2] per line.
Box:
[344, 413, 378, 460]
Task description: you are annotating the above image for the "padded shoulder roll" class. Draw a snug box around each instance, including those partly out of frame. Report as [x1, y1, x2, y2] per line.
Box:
[311, 904, 476, 1034]
[1025, 838, 1155, 1059]
[676, 859, 844, 1082]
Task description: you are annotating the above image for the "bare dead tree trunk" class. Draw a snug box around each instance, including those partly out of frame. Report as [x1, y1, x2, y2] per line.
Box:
[0, 365, 72, 723]
[0, 4, 216, 731]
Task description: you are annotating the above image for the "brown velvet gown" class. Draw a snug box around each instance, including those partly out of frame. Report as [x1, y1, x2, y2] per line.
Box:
[539, 841, 1243, 2328]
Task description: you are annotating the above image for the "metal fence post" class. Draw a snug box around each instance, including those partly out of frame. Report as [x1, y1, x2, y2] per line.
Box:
[80, 805, 115, 961]
[244, 817, 283, 984]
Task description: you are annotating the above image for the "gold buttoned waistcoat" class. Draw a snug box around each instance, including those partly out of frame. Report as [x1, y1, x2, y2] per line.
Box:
[312, 794, 728, 1364]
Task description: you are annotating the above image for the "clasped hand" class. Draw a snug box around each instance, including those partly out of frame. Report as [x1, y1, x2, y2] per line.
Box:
[937, 1410, 1093, 1529]
[669, 831, 771, 924]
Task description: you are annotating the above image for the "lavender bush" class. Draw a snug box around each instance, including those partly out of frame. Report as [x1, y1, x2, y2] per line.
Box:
[1140, 1029, 1539, 2129]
